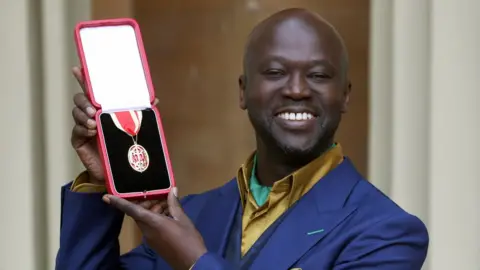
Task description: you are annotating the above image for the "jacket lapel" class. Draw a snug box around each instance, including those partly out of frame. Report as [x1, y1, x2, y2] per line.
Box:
[249, 158, 362, 270]
[194, 179, 240, 256]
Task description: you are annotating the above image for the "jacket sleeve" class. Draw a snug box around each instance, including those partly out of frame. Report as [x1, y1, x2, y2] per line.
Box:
[55, 182, 125, 269]
[55, 182, 177, 270]
[333, 213, 429, 270]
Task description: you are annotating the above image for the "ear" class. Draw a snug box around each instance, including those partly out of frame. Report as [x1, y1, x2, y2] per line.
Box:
[341, 81, 352, 113]
[239, 75, 247, 110]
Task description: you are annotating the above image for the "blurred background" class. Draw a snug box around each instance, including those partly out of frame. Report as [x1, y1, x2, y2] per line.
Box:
[1, 0, 478, 269]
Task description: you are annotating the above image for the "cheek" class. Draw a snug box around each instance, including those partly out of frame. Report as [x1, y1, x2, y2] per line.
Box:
[319, 88, 344, 108]
[322, 106, 343, 129]
[316, 95, 344, 123]
[245, 96, 262, 115]
[245, 88, 276, 112]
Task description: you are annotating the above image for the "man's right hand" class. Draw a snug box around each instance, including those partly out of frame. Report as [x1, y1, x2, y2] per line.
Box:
[70, 66, 104, 185]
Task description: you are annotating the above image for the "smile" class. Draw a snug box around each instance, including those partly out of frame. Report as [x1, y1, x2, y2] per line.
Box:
[276, 112, 316, 121]
[274, 110, 318, 131]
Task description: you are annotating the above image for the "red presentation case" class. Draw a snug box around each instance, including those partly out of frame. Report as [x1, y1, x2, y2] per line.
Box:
[74, 18, 176, 200]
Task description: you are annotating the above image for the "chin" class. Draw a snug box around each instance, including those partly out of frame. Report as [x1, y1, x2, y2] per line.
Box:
[274, 131, 333, 158]
[273, 144, 320, 166]
[277, 139, 319, 156]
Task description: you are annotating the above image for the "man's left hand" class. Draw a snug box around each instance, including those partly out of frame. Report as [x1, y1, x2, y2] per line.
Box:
[103, 188, 207, 270]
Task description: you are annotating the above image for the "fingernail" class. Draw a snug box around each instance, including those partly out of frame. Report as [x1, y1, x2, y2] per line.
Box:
[86, 107, 96, 116]
[102, 195, 111, 204]
[87, 119, 96, 128]
[172, 187, 178, 198]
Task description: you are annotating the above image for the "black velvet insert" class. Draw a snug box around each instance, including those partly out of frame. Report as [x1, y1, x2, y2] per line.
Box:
[100, 108, 171, 194]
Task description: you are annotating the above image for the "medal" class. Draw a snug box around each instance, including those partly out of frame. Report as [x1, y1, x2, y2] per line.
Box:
[110, 110, 150, 173]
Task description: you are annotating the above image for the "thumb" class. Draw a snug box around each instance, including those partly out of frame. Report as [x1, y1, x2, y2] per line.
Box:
[167, 187, 187, 223]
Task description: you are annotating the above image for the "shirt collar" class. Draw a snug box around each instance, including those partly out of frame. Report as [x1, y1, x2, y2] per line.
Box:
[236, 143, 344, 206]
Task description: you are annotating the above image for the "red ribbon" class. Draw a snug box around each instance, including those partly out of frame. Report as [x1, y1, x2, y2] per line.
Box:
[110, 110, 142, 136]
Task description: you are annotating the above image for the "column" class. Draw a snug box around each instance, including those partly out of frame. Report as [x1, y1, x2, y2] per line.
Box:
[41, 0, 91, 268]
[0, 1, 44, 269]
[429, 0, 480, 268]
[390, 0, 430, 223]
[368, 0, 393, 194]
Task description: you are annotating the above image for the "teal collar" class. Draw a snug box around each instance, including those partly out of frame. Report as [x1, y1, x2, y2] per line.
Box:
[249, 155, 271, 207]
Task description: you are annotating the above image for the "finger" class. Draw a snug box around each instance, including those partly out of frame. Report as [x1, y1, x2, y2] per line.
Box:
[153, 98, 159, 106]
[103, 195, 156, 223]
[71, 125, 96, 149]
[137, 200, 159, 210]
[72, 125, 97, 138]
[73, 93, 96, 117]
[72, 107, 96, 129]
[151, 201, 169, 215]
[72, 66, 86, 93]
[167, 187, 188, 223]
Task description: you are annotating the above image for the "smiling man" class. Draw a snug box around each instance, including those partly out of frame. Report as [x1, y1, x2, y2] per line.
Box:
[56, 8, 429, 270]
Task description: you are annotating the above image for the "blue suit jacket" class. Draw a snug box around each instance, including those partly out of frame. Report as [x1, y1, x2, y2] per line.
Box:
[56, 158, 429, 269]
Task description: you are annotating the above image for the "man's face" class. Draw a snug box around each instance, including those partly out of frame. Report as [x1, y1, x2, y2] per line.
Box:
[239, 18, 350, 156]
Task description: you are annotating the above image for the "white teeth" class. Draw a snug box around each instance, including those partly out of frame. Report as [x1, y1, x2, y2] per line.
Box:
[277, 112, 315, 121]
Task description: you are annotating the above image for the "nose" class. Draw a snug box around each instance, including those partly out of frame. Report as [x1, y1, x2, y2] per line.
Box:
[283, 72, 311, 100]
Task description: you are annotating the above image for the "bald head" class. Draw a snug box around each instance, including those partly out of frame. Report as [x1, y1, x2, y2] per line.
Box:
[238, 8, 352, 163]
[243, 8, 349, 81]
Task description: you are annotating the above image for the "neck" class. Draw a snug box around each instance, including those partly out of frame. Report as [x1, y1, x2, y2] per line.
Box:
[254, 138, 333, 187]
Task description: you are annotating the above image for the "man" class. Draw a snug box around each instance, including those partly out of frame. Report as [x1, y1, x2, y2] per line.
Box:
[56, 8, 429, 270]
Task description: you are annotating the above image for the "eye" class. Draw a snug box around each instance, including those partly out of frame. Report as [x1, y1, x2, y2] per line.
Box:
[263, 69, 286, 79]
[308, 72, 331, 82]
